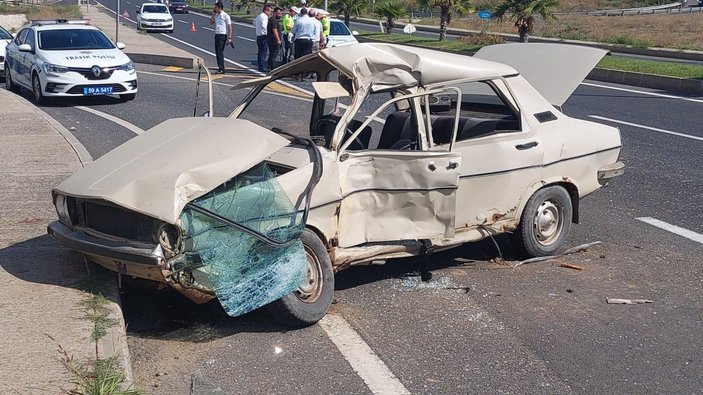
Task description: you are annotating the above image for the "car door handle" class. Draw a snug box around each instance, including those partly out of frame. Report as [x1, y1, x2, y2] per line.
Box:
[447, 161, 459, 170]
[515, 141, 539, 150]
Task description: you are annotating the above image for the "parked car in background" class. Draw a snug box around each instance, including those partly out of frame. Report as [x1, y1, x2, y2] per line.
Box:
[4, 19, 137, 103]
[327, 18, 358, 47]
[0, 25, 13, 81]
[48, 43, 624, 327]
[168, 0, 189, 14]
[136, 3, 174, 33]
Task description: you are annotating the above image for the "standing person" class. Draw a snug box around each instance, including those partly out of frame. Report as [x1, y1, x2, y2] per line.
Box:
[291, 7, 314, 59]
[254, 4, 272, 72]
[267, 7, 283, 71]
[209, 1, 232, 74]
[318, 12, 330, 47]
[281, 7, 296, 63]
[308, 9, 322, 52]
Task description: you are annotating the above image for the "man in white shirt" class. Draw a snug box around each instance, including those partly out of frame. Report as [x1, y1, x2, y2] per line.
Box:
[209, 1, 232, 74]
[253, 4, 272, 72]
[308, 8, 323, 52]
[291, 8, 318, 59]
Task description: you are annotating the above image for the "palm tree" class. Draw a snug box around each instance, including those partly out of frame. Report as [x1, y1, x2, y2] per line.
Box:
[375, 1, 406, 34]
[331, 0, 369, 27]
[420, 0, 472, 41]
[494, 0, 559, 42]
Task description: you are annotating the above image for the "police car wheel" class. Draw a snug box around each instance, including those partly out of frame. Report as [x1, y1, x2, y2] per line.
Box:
[5, 66, 20, 93]
[32, 73, 47, 105]
[120, 93, 136, 102]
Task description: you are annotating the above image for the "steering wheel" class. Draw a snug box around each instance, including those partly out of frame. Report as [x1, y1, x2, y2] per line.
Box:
[313, 118, 365, 150]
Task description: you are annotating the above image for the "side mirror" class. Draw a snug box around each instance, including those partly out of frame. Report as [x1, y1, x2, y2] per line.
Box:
[136, 10, 140, 14]
[18, 43, 32, 52]
[352, 30, 359, 36]
[116, 42, 126, 50]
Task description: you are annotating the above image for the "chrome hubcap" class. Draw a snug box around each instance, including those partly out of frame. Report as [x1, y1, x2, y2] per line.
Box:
[295, 246, 322, 304]
[533, 200, 563, 246]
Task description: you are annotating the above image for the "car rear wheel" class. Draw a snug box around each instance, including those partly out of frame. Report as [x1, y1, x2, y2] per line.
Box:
[513, 185, 573, 257]
[5, 65, 20, 93]
[32, 73, 47, 104]
[266, 229, 334, 327]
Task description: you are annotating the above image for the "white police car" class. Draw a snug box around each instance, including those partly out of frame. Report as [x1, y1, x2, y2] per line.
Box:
[136, 3, 174, 33]
[4, 19, 137, 103]
[0, 25, 13, 80]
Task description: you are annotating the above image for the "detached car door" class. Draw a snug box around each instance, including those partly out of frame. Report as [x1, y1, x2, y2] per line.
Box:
[336, 89, 461, 248]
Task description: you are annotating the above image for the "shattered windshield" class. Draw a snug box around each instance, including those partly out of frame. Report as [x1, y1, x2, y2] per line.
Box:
[176, 162, 311, 317]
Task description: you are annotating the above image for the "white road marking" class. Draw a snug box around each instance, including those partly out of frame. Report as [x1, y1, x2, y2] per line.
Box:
[236, 35, 255, 42]
[202, 26, 214, 31]
[178, 20, 189, 24]
[76, 106, 145, 135]
[636, 217, 703, 245]
[582, 82, 703, 104]
[588, 115, 703, 142]
[319, 314, 410, 395]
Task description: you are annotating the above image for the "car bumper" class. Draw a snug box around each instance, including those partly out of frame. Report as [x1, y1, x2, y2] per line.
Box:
[597, 161, 625, 185]
[47, 220, 166, 281]
[41, 69, 137, 97]
[140, 21, 173, 30]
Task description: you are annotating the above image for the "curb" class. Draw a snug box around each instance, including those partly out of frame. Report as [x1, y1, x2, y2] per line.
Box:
[126, 52, 200, 69]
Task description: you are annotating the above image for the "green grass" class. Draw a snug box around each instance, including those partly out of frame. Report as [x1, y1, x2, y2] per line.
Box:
[0, 4, 81, 19]
[360, 31, 703, 80]
[598, 56, 703, 80]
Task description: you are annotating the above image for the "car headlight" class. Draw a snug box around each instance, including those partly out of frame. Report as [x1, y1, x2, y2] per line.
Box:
[120, 61, 134, 72]
[43, 63, 69, 75]
[54, 193, 71, 225]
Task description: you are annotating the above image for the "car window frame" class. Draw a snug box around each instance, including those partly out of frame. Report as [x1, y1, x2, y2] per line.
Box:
[14, 28, 29, 46]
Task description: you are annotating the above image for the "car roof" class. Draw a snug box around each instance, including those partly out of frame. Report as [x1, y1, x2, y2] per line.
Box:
[28, 23, 99, 32]
[320, 43, 517, 89]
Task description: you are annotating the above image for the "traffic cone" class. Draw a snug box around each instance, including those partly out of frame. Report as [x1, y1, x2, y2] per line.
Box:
[190, 22, 197, 32]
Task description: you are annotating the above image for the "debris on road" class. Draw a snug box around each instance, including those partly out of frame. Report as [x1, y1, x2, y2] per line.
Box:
[559, 263, 584, 270]
[606, 298, 654, 304]
[512, 241, 603, 268]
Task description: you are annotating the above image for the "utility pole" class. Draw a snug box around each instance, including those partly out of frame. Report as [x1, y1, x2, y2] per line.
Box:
[116, 0, 120, 43]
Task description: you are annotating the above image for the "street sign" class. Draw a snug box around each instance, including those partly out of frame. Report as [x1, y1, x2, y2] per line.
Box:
[478, 10, 492, 19]
[403, 24, 416, 35]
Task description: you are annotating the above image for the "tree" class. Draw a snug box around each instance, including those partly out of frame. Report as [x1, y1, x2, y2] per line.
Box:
[493, 0, 559, 42]
[331, 0, 368, 27]
[420, 0, 473, 41]
[375, 1, 406, 34]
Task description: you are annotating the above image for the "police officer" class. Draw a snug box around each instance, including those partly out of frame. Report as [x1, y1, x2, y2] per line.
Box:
[282, 7, 296, 63]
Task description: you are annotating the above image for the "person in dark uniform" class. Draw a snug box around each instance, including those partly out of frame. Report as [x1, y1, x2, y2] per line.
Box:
[267, 7, 283, 71]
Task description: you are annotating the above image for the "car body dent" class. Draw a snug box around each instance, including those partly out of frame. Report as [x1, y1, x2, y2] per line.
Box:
[54, 117, 291, 224]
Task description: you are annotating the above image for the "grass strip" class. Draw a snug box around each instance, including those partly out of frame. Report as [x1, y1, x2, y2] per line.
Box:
[359, 31, 703, 80]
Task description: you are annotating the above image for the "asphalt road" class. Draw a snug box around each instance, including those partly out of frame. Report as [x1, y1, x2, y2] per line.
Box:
[16, 2, 703, 393]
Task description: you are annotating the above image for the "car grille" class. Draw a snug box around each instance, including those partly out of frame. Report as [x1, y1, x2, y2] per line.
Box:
[67, 65, 120, 80]
[66, 84, 128, 94]
[70, 198, 160, 243]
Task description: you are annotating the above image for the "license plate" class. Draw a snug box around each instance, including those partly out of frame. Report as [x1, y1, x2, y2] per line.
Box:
[83, 86, 113, 95]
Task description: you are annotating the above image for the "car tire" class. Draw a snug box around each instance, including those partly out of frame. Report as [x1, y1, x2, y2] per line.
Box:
[120, 93, 136, 101]
[266, 229, 334, 327]
[32, 73, 47, 105]
[513, 185, 573, 257]
[5, 65, 20, 93]
[168, 29, 173, 33]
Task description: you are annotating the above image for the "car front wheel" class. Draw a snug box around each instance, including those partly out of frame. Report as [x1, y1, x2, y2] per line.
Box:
[5, 65, 20, 93]
[514, 185, 573, 257]
[266, 229, 334, 327]
[32, 73, 47, 104]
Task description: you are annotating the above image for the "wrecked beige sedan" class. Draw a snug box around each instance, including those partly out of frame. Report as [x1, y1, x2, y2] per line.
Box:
[48, 43, 624, 326]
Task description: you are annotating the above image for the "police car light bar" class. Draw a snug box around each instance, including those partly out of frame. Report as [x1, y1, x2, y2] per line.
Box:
[30, 19, 92, 26]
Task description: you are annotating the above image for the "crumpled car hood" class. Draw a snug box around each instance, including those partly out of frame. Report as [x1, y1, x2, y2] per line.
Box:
[55, 117, 290, 224]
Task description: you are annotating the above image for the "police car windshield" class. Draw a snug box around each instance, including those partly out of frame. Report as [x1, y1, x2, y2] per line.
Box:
[39, 29, 115, 50]
[143, 5, 169, 12]
[329, 21, 351, 36]
[0, 26, 12, 39]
